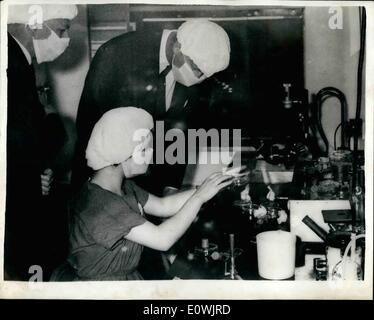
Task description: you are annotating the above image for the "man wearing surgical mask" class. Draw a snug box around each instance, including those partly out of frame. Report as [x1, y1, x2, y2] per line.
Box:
[6, 5, 78, 280]
[161, 20, 229, 113]
[73, 19, 231, 193]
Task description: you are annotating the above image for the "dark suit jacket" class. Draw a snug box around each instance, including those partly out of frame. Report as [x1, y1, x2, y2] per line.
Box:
[5, 34, 47, 278]
[72, 30, 216, 191]
[6, 34, 45, 212]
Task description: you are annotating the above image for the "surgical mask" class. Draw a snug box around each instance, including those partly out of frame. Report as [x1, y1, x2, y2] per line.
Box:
[172, 57, 206, 87]
[32, 25, 70, 64]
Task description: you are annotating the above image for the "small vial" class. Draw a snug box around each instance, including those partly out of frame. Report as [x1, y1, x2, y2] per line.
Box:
[202, 238, 209, 257]
[202, 238, 209, 248]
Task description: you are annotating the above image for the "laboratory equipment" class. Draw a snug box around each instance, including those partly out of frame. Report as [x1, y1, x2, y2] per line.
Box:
[223, 234, 243, 280]
[301, 213, 365, 280]
[256, 230, 296, 280]
[192, 238, 219, 262]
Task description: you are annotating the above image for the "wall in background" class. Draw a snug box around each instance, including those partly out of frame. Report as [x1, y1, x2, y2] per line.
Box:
[304, 7, 364, 154]
[45, 6, 365, 183]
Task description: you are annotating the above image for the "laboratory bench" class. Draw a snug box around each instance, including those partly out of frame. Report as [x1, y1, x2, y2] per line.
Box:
[161, 175, 365, 281]
[163, 182, 296, 280]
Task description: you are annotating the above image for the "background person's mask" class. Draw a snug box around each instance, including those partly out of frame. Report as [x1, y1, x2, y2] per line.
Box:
[172, 58, 206, 87]
[32, 25, 70, 63]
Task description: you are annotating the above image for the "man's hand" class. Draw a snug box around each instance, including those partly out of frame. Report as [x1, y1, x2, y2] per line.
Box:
[41, 168, 54, 196]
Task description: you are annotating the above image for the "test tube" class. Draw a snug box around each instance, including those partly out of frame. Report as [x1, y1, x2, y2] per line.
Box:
[229, 234, 235, 279]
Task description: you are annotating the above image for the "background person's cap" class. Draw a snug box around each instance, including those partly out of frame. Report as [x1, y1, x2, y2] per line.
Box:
[8, 4, 78, 25]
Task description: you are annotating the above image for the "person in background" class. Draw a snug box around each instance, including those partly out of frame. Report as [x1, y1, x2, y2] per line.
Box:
[72, 19, 231, 194]
[5, 4, 78, 280]
[67, 107, 233, 280]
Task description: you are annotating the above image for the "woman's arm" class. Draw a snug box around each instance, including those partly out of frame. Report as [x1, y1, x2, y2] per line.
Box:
[125, 173, 233, 251]
[143, 188, 196, 218]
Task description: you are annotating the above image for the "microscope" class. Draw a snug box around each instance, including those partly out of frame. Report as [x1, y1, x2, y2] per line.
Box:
[302, 210, 365, 280]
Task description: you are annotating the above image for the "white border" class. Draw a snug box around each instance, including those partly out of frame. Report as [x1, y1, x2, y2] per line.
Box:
[0, 0, 372, 300]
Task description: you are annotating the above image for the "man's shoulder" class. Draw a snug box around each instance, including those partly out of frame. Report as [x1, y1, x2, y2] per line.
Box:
[96, 29, 151, 56]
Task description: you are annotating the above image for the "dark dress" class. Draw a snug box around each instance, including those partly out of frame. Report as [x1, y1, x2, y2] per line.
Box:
[68, 180, 149, 280]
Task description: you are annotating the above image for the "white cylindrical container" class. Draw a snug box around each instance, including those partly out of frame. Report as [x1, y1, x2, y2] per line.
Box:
[256, 230, 296, 280]
[326, 246, 341, 279]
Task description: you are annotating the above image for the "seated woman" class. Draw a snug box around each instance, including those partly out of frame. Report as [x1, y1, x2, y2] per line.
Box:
[67, 107, 233, 280]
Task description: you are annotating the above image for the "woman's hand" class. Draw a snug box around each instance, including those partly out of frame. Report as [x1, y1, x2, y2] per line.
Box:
[193, 172, 234, 204]
[127, 173, 233, 252]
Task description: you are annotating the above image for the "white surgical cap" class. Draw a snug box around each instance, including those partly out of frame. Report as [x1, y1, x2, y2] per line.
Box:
[86, 107, 154, 171]
[8, 4, 78, 25]
[177, 19, 230, 78]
